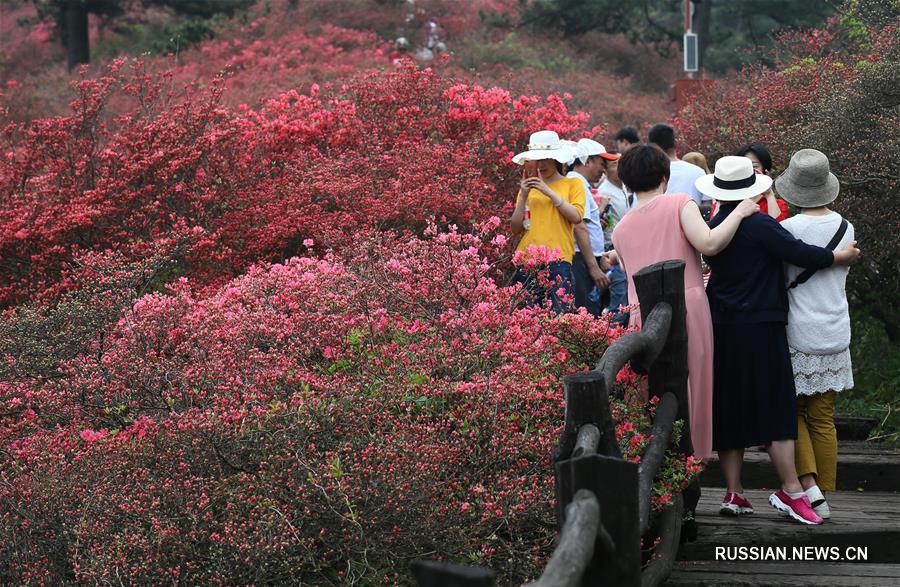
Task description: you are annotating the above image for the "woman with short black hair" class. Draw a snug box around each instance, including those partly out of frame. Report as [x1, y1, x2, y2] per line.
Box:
[608, 144, 759, 459]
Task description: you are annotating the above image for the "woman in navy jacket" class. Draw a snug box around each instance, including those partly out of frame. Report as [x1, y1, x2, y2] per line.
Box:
[699, 156, 860, 525]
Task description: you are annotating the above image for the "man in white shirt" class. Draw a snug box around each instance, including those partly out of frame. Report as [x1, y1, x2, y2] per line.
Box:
[596, 152, 630, 245]
[649, 123, 712, 216]
[565, 139, 617, 316]
[595, 152, 631, 325]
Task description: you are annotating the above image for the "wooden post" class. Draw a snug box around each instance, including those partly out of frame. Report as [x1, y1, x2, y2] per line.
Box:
[554, 454, 640, 586]
[631, 260, 691, 456]
[554, 370, 621, 465]
[524, 490, 601, 587]
[632, 260, 700, 539]
[637, 392, 678, 535]
[639, 494, 684, 587]
[596, 302, 672, 389]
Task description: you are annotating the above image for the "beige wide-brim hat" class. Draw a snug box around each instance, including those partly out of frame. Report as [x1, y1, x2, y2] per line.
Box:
[774, 148, 840, 208]
[696, 155, 773, 201]
[512, 130, 574, 165]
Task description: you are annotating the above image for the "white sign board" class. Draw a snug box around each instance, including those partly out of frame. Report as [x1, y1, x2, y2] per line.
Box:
[684, 33, 699, 72]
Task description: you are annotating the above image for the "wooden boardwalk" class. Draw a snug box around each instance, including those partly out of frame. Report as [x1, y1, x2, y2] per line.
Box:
[666, 441, 900, 586]
[699, 441, 900, 492]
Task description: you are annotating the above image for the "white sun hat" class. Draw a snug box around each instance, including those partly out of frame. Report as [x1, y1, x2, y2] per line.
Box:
[512, 130, 574, 165]
[560, 139, 582, 166]
[576, 138, 620, 162]
[695, 155, 773, 201]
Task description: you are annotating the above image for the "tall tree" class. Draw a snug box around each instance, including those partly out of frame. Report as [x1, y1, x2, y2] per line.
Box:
[27, 0, 125, 70]
[27, 0, 256, 70]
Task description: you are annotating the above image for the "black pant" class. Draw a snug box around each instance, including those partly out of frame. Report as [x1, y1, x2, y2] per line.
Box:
[572, 252, 609, 317]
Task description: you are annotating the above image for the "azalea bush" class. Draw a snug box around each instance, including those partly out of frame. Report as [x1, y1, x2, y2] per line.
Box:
[0, 225, 696, 583]
[0, 57, 599, 308]
[1, 0, 670, 130]
[0, 2, 695, 581]
[612, 393, 703, 513]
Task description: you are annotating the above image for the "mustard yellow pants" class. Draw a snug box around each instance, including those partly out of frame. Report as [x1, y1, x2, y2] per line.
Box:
[795, 391, 837, 491]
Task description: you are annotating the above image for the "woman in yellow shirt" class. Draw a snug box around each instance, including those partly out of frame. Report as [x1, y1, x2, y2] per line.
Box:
[511, 130, 586, 313]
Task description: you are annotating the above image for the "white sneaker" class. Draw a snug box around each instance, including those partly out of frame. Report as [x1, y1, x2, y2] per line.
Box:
[805, 486, 831, 519]
[813, 500, 831, 519]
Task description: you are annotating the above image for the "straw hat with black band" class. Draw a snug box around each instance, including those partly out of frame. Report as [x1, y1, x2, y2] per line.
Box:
[695, 155, 773, 201]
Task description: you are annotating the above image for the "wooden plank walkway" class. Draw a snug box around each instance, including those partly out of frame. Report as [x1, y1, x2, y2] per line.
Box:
[679, 489, 900, 561]
[667, 562, 900, 586]
[667, 440, 900, 586]
[668, 488, 900, 585]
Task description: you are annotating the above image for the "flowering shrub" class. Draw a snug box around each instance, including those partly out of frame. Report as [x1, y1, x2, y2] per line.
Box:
[0, 2, 695, 582]
[0, 57, 596, 307]
[1, 0, 671, 130]
[0, 222, 697, 583]
[675, 1, 900, 339]
[611, 391, 703, 512]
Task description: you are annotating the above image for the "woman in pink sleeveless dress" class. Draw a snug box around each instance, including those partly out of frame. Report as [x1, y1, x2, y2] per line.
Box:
[609, 145, 758, 459]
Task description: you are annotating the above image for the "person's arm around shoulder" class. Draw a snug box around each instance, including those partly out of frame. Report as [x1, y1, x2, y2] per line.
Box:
[762, 188, 787, 221]
[833, 240, 860, 266]
[757, 215, 860, 268]
[680, 196, 760, 256]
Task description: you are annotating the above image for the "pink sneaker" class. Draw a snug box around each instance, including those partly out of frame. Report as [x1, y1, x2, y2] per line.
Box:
[769, 490, 823, 525]
[720, 492, 754, 516]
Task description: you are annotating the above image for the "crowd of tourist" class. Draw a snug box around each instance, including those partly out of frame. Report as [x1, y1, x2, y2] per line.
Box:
[509, 124, 860, 526]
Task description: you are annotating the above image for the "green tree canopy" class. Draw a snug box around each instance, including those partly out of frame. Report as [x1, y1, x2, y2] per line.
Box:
[521, 0, 839, 73]
[24, 0, 256, 70]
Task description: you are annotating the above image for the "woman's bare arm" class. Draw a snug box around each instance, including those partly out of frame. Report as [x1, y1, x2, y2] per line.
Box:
[680, 198, 759, 256]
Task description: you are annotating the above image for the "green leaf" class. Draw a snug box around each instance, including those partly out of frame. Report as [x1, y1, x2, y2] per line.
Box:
[329, 455, 343, 480]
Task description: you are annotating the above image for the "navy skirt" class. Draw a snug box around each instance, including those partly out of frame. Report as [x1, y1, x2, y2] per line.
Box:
[712, 322, 797, 450]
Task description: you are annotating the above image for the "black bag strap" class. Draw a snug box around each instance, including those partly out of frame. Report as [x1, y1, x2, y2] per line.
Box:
[787, 218, 848, 290]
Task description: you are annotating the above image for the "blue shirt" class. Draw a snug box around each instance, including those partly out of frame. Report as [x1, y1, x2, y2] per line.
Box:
[567, 171, 605, 255]
[706, 205, 833, 324]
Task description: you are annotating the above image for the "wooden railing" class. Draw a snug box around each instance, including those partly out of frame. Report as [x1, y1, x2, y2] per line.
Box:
[412, 260, 693, 587]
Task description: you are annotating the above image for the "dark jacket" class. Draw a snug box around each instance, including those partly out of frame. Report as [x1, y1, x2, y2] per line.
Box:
[706, 205, 833, 324]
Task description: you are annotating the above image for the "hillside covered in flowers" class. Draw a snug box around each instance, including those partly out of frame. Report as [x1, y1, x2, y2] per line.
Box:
[0, 0, 689, 583]
[1, 0, 896, 582]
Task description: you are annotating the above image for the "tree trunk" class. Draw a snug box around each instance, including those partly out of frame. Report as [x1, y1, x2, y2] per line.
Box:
[692, 0, 712, 72]
[65, 1, 90, 70]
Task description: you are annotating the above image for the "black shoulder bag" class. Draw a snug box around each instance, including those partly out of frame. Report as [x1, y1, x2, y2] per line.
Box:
[786, 218, 849, 290]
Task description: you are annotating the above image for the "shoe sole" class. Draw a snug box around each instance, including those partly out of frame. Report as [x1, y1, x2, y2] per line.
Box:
[720, 504, 754, 516]
[769, 494, 822, 525]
